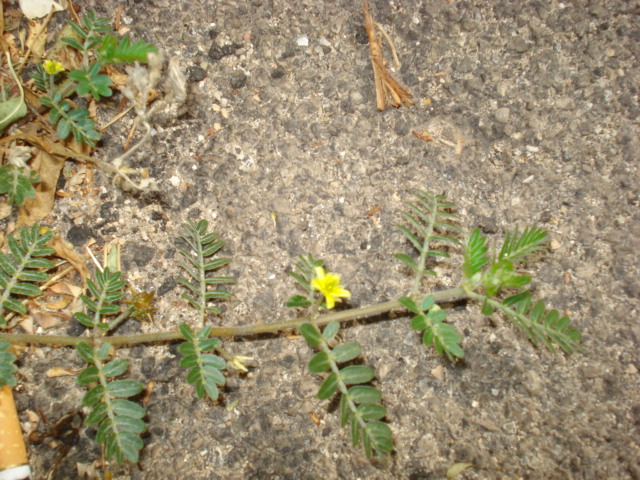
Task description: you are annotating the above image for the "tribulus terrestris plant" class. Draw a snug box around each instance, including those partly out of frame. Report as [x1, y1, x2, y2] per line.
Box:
[31, 11, 157, 147]
[0, 189, 581, 469]
[0, 11, 168, 215]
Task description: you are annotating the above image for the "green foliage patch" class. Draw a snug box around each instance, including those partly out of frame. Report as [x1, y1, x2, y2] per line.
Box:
[0, 190, 581, 470]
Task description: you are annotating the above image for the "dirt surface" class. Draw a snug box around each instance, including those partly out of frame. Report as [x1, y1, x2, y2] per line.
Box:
[12, 0, 640, 479]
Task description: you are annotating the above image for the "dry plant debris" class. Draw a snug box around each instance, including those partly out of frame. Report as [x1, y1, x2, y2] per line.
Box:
[363, 0, 413, 111]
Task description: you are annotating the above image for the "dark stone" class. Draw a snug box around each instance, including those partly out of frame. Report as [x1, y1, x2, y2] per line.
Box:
[230, 72, 247, 89]
[280, 45, 297, 59]
[99, 201, 118, 223]
[157, 276, 176, 297]
[122, 242, 156, 267]
[208, 43, 239, 61]
[180, 184, 198, 209]
[270, 65, 285, 79]
[188, 65, 207, 82]
[141, 356, 156, 376]
[66, 225, 93, 246]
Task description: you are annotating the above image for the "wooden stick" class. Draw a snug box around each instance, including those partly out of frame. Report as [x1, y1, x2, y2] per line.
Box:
[0, 386, 31, 479]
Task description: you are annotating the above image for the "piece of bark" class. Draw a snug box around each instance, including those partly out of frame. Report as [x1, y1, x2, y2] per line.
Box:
[363, 0, 413, 110]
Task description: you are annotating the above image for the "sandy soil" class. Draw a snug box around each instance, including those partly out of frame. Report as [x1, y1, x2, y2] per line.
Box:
[13, 0, 640, 479]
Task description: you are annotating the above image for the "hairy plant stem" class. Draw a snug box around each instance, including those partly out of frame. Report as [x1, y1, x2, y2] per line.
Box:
[0, 287, 467, 347]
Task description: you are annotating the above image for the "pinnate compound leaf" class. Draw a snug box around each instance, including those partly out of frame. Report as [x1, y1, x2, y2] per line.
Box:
[407, 300, 464, 361]
[70, 63, 113, 100]
[97, 35, 157, 64]
[0, 338, 18, 387]
[396, 190, 460, 286]
[0, 225, 54, 325]
[178, 322, 226, 401]
[463, 228, 489, 279]
[287, 253, 323, 300]
[0, 165, 39, 207]
[177, 220, 234, 317]
[496, 294, 581, 354]
[303, 321, 393, 458]
[75, 268, 125, 330]
[498, 226, 548, 263]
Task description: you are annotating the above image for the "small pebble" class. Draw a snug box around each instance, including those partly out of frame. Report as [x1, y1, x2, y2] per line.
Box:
[495, 107, 510, 123]
[230, 72, 247, 89]
[188, 65, 207, 83]
[271, 65, 285, 79]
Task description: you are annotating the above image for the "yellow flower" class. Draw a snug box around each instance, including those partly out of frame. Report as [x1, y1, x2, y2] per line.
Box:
[43, 60, 65, 75]
[311, 266, 351, 309]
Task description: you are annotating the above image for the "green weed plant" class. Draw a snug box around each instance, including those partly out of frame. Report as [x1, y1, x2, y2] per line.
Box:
[0, 11, 159, 211]
[0, 190, 581, 466]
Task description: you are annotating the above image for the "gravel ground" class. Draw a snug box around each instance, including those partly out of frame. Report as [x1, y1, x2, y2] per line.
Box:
[12, 0, 640, 479]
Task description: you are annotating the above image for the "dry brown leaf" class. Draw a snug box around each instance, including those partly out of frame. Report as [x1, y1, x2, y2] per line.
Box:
[17, 148, 65, 226]
[49, 281, 83, 298]
[47, 235, 90, 286]
[31, 310, 66, 329]
[0, 202, 12, 221]
[18, 316, 34, 335]
[2, 33, 21, 60]
[308, 411, 321, 426]
[114, 6, 125, 32]
[25, 410, 40, 424]
[141, 380, 155, 406]
[43, 295, 73, 310]
[76, 462, 102, 480]
[9, 341, 27, 357]
[88, 98, 98, 118]
[4, 10, 23, 31]
[46, 366, 82, 378]
[363, 0, 413, 111]
[446, 463, 474, 479]
[105, 65, 129, 87]
[65, 165, 87, 190]
[412, 130, 433, 142]
[25, 19, 48, 60]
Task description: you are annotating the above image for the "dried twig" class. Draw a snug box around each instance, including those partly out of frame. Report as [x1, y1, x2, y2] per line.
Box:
[363, 0, 413, 110]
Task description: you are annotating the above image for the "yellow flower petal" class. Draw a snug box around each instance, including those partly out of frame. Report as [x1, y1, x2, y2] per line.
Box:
[43, 60, 64, 75]
[311, 266, 350, 310]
